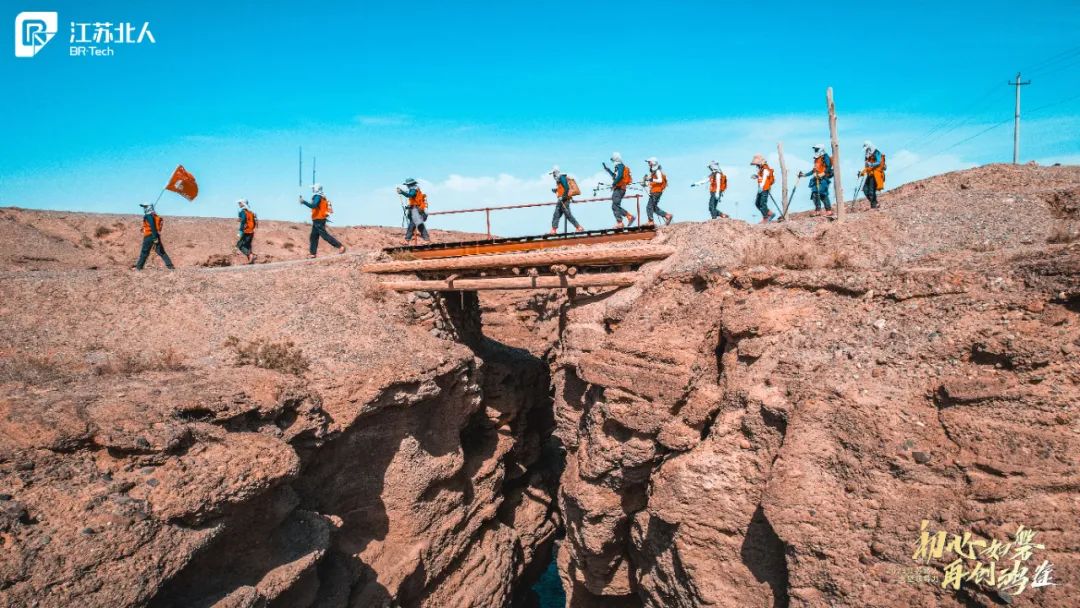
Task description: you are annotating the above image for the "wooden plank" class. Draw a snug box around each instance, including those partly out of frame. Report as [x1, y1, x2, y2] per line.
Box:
[381, 272, 639, 292]
[362, 245, 673, 274]
[396, 229, 656, 260]
[778, 141, 789, 218]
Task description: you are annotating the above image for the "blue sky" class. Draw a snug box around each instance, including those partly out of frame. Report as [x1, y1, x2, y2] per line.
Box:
[3, 1, 1079, 233]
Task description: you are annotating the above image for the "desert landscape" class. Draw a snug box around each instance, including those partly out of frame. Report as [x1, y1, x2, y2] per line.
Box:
[1, 163, 1078, 607]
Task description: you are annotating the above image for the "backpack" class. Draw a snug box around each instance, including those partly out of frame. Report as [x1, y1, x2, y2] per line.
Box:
[880, 153, 887, 173]
[719, 172, 728, 192]
[567, 176, 581, 197]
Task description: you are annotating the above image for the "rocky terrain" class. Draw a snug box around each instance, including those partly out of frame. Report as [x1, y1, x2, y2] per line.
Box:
[1, 162, 1078, 607]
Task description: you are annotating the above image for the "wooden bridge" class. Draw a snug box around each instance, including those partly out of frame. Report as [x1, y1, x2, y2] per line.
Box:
[363, 226, 672, 292]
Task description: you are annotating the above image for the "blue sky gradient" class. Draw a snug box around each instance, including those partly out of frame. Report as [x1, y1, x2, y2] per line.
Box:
[3, 1, 1079, 232]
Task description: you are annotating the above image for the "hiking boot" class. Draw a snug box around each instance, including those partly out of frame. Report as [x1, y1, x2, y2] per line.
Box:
[664, 213, 673, 226]
[614, 221, 625, 229]
[645, 220, 656, 227]
[575, 226, 585, 233]
[338, 246, 347, 254]
[308, 254, 317, 259]
[625, 213, 635, 226]
[549, 228, 558, 235]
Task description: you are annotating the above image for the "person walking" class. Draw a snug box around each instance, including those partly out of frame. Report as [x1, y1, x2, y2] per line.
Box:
[859, 141, 886, 209]
[396, 178, 430, 245]
[644, 157, 673, 226]
[602, 152, 636, 228]
[299, 183, 346, 257]
[798, 144, 833, 217]
[133, 203, 175, 270]
[692, 161, 728, 219]
[549, 166, 585, 234]
[236, 199, 258, 263]
[750, 154, 776, 223]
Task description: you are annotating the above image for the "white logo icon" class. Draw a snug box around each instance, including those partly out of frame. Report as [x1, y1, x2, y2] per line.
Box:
[14, 11, 58, 58]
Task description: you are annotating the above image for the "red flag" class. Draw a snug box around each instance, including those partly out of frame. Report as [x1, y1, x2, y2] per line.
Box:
[165, 165, 199, 201]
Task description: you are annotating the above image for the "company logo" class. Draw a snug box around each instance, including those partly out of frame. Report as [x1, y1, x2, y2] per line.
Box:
[14, 11, 58, 58]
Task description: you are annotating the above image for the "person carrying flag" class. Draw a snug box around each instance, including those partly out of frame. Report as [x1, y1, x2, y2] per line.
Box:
[299, 183, 346, 258]
[133, 203, 175, 270]
[236, 199, 258, 264]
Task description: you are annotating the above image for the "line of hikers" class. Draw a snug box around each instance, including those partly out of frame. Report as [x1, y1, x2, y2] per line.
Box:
[132, 183, 348, 270]
[132, 142, 888, 267]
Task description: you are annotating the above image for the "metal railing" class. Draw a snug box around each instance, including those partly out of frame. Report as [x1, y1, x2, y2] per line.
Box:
[425, 194, 643, 239]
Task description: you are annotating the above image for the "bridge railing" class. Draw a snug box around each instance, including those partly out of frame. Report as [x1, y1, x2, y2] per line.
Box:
[425, 194, 643, 239]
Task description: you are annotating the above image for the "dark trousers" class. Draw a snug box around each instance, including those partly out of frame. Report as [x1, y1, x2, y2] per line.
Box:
[811, 177, 832, 211]
[551, 198, 582, 230]
[405, 206, 429, 241]
[646, 192, 668, 222]
[135, 236, 174, 270]
[611, 187, 631, 221]
[708, 192, 722, 218]
[754, 190, 772, 218]
[310, 219, 342, 254]
[863, 177, 879, 208]
[236, 233, 254, 256]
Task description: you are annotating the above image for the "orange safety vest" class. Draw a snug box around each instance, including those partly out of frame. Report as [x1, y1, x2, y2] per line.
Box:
[864, 152, 885, 190]
[410, 189, 428, 211]
[615, 165, 633, 189]
[142, 213, 163, 237]
[709, 172, 727, 193]
[650, 169, 668, 194]
[758, 163, 775, 191]
[242, 209, 257, 234]
[557, 177, 581, 198]
[311, 195, 331, 220]
[812, 156, 830, 179]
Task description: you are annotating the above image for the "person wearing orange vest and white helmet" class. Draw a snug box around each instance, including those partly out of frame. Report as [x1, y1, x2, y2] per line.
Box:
[602, 152, 635, 229]
[858, 141, 885, 209]
[133, 203, 175, 270]
[396, 178, 430, 244]
[236, 199, 258, 264]
[750, 154, 775, 223]
[644, 157, 673, 226]
[692, 161, 728, 219]
[299, 183, 346, 258]
[798, 144, 833, 217]
[549, 166, 585, 234]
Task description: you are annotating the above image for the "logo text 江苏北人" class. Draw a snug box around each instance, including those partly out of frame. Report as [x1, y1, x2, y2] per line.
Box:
[13, 11, 156, 58]
[14, 11, 58, 58]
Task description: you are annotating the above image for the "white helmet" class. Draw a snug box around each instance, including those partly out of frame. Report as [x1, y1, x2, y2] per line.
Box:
[863, 140, 873, 151]
[611, 152, 622, 163]
[646, 157, 659, 166]
[549, 165, 561, 177]
[707, 161, 720, 172]
[312, 183, 324, 195]
[139, 202, 154, 212]
[237, 198, 249, 208]
[812, 144, 825, 158]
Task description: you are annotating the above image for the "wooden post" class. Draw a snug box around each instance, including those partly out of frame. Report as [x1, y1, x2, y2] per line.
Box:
[777, 141, 789, 218]
[827, 87, 845, 221]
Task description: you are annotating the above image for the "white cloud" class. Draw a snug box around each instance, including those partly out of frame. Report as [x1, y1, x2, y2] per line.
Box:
[354, 114, 412, 127]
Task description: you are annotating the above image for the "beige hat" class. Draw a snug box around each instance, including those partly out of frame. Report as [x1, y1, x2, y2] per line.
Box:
[751, 154, 766, 165]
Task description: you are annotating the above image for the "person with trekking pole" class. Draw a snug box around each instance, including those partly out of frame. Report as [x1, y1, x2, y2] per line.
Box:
[643, 157, 673, 226]
[236, 199, 258, 264]
[299, 183, 346, 258]
[858, 141, 886, 209]
[549, 166, 585, 235]
[692, 161, 728, 219]
[798, 144, 834, 217]
[133, 203, 176, 270]
[602, 152, 636, 228]
[750, 154, 776, 223]
[396, 178, 430, 245]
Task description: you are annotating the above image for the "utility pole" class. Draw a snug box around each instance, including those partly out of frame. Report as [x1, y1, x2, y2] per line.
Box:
[777, 141, 789, 219]
[1007, 72, 1031, 164]
[826, 87, 845, 221]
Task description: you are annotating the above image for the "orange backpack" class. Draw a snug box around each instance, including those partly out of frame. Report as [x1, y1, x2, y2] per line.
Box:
[567, 177, 581, 197]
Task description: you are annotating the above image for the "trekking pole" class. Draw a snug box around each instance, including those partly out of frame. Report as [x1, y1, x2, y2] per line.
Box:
[767, 192, 784, 218]
[853, 175, 864, 207]
[789, 175, 802, 213]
